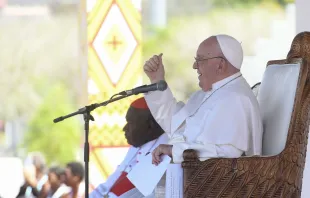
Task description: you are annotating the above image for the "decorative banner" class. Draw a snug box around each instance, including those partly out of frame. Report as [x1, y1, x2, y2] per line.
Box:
[85, 0, 142, 188]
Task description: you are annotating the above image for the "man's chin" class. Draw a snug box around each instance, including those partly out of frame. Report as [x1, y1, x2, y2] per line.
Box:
[127, 141, 137, 147]
[132, 144, 141, 148]
[130, 142, 143, 148]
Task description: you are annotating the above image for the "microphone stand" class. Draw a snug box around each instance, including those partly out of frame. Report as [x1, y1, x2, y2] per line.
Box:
[53, 94, 132, 198]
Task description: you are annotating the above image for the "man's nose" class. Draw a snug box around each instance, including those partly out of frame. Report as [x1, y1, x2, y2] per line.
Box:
[193, 61, 198, 69]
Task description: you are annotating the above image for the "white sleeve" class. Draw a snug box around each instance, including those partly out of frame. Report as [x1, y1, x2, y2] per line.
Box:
[144, 87, 184, 137]
[171, 142, 243, 163]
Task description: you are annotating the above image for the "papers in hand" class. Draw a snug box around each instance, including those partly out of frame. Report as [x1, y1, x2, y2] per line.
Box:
[127, 154, 171, 196]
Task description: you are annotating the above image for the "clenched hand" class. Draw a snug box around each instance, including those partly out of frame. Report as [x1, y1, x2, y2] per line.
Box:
[152, 144, 173, 166]
[143, 53, 165, 84]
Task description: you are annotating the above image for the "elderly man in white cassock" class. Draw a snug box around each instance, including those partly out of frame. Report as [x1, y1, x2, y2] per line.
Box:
[143, 34, 263, 173]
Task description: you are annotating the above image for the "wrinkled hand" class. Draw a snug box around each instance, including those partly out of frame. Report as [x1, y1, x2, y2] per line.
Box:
[143, 53, 165, 83]
[152, 144, 172, 166]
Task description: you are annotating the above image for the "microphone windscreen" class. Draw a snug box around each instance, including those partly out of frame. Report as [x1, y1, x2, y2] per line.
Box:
[157, 80, 168, 91]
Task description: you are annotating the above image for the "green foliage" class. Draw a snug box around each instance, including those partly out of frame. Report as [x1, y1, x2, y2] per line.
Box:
[0, 13, 81, 120]
[0, 13, 83, 158]
[22, 83, 81, 166]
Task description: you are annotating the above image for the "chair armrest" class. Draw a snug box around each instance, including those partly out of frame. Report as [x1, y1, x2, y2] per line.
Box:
[181, 149, 299, 198]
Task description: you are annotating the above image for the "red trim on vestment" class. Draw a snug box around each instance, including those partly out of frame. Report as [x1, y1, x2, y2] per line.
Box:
[110, 171, 135, 196]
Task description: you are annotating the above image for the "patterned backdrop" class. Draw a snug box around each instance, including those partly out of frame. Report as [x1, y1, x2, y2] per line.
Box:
[85, 0, 142, 188]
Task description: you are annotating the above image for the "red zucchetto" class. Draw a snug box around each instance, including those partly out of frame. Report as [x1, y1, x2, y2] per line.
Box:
[130, 97, 149, 109]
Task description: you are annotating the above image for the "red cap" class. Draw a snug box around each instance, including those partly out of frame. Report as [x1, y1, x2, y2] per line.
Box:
[130, 97, 149, 109]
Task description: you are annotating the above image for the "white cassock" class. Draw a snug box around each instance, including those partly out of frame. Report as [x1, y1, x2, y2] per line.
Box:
[144, 72, 263, 197]
[89, 133, 168, 198]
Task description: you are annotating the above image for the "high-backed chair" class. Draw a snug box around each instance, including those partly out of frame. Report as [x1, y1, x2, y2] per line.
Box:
[182, 32, 310, 198]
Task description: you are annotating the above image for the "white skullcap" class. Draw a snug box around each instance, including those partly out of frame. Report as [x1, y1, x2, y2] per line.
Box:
[215, 34, 243, 69]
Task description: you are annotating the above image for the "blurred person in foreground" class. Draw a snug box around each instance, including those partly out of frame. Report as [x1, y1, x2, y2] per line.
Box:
[46, 166, 70, 198]
[61, 162, 85, 198]
[89, 97, 168, 198]
[143, 34, 263, 191]
[16, 152, 48, 198]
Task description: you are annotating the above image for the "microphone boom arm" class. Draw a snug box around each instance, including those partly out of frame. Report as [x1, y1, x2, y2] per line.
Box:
[53, 92, 134, 198]
[53, 80, 167, 198]
[54, 93, 133, 123]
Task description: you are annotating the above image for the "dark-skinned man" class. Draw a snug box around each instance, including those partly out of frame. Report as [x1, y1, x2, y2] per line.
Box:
[89, 97, 168, 198]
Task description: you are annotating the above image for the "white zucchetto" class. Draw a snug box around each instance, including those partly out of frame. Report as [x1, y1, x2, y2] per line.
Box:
[216, 34, 243, 69]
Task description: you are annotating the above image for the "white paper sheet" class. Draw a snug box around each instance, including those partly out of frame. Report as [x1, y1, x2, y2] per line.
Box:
[165, 163, 183, 198]
[127, 154, 171, 196]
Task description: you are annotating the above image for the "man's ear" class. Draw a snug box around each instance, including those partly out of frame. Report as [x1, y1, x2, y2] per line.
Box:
[217, 59, 226, 74]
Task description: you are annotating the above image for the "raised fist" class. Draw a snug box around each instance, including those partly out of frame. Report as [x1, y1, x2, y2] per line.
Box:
[143, 53, 165, 83]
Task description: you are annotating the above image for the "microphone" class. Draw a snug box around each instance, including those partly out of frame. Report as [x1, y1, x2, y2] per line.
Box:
[119, 80, 167, 95]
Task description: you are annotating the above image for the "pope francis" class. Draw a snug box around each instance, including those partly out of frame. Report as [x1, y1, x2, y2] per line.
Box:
[143, 34, 263, 165]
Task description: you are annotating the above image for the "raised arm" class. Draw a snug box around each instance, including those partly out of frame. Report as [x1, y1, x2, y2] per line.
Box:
[143, 53, 184, 136]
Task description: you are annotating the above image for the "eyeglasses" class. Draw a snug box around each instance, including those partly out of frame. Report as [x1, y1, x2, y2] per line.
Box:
[194, 56, 225, 67]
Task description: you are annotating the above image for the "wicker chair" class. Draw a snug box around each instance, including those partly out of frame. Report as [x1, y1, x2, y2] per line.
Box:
[182, 32, 310, 198]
